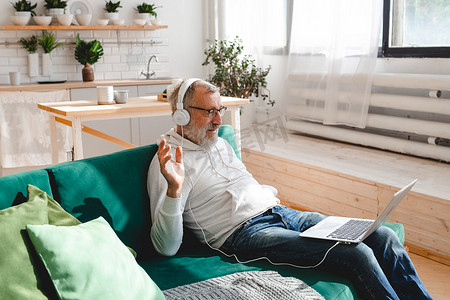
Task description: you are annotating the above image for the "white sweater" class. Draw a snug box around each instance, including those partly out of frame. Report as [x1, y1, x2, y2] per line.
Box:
[147, 129, 279, 256]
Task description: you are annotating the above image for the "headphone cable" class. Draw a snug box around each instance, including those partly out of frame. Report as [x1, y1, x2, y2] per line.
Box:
[187, 200, 340, 269]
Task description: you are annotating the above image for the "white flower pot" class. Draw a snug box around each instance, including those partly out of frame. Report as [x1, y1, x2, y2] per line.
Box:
[13, 11, 31, 25]
[15, 11, 31, 17]
[28, 53, 39, 77]
[105, 12, 119, 20]
[137, 12, 150, 25]
[42, 53, 52, 76]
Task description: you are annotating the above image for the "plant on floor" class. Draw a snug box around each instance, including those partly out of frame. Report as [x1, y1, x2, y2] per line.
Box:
[12, 0, 37, 15]
[19, 35, 38, 53]
[74, 34, 104, 82]
[136, 2, 161, 18]
[43, 0, 68, 9]
[104, 0, 122, 13]
[203, 37, 274, 106]
[38, 31, 64, 53]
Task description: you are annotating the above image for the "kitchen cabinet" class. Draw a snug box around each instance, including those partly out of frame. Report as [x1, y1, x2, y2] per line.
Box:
[136, 84, 174, 146]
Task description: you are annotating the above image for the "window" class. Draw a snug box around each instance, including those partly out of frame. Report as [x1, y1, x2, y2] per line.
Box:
[222, 0, 292, 55]
[381, 0, 450, 57]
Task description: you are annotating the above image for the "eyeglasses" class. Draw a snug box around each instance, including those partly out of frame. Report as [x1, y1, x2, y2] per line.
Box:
[189, 106, 228, 118]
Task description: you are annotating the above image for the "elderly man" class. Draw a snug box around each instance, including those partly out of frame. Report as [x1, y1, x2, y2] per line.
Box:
[147, 79, 431, 300]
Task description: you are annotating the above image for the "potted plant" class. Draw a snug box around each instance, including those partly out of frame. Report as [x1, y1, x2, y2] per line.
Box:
[104, 0, 122, 20]
[19, 35, 39, 76]
[135, 2, 160, 24]
[43, 0, 67, 9]
[12, 0, 37, 17]
[74, 34, 104, 82]
[38, 31, 64, 76]
[203, 37, 274, 106]
[44, 0, 68, 24]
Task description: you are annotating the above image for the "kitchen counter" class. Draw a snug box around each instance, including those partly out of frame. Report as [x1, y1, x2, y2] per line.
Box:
[0, 79, 173, 92]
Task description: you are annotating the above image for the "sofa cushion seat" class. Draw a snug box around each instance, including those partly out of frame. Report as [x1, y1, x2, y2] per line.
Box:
[141, 222, 404, 299]
[46, 145, 158, 259]
[140, 245, 357, 300]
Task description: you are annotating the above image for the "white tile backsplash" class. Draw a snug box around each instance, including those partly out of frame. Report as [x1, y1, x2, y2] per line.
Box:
[0, 28, 169, 84]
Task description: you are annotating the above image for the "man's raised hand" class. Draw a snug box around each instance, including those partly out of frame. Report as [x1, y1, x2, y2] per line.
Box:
[157, 139, 184, 198]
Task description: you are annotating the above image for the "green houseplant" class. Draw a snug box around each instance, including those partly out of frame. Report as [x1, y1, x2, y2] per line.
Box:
[44, 0, 68, 25]
[19, 35, 38, 53]
[136, 2, 160, 17]
[12, 0, 37, 16]
[38, 31, 64, 76]
[104, 0, 122, 20]
[19, 35, 39, 76]
[43, 0, 67, 9]
[38, 31, 64, 54]
[74, 34, 104, 82]
[104, 0, 122, 13]
[203, 37, 274, 106]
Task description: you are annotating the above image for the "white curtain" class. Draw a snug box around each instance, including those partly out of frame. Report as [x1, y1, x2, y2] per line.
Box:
[0, 90, 71, 168]
[207, 0, 286, 72]
[288, 0, 383, 128]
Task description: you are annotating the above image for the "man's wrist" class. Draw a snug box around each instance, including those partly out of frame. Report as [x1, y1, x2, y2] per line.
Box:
[166, 187, 181, 198]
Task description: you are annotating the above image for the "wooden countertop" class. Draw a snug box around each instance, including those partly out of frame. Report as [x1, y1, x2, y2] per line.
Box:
[0, 79, 173, 92]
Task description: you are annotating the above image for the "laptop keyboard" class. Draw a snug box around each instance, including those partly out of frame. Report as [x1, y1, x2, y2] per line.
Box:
[327, 219, 374, 240]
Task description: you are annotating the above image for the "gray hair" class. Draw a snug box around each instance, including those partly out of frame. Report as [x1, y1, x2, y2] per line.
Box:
[168, 79, 219, 112]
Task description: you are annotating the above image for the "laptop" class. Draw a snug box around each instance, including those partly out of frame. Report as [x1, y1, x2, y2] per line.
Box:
[299, 179, 417, 244]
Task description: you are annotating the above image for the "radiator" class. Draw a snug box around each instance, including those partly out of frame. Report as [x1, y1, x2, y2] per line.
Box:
[286, 73, 450, 162]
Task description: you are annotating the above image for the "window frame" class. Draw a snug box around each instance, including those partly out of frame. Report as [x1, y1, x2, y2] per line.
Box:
[262, 0, 294, 56]
[381, 0, 450, 58]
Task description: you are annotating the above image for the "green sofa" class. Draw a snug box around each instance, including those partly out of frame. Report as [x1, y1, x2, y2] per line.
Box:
[0, 125, 405, 299]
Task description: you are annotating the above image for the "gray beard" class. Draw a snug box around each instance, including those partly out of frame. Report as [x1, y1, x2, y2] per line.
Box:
[184, 123, 219, 150]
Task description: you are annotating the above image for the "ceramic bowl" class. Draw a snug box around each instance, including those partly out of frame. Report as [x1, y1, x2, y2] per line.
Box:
[33, 16, 52, 26]
[150, 19, 161, 25]
[56, 14, 73, 26]
[133, 19, 146, 26]
[97, 19, 109, 26]
[10, 15, 30, 26]
[75, 14, 92, 26]
[112, 19, 125, 25]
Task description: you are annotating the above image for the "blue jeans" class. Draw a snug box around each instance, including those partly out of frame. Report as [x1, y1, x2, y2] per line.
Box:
[220, 206, 432, 300]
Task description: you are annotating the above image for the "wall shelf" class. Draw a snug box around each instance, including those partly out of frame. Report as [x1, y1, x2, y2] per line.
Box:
[1, 24, 168, 31]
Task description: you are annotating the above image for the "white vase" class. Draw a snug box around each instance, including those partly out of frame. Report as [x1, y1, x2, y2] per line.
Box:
[42, 53, 52, 76]
[28, 53, 39, 77]
[105, 12, 119, 20]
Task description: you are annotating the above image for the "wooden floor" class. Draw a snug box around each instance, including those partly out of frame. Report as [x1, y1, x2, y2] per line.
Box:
[241, 125, 450, 201]
[410, 253, 450, 299]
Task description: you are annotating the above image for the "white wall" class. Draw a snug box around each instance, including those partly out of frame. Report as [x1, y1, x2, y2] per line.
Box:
[0, 0, 206, 84]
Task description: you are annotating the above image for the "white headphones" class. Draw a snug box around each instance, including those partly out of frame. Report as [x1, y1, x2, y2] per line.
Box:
[173, 78, 201, 126]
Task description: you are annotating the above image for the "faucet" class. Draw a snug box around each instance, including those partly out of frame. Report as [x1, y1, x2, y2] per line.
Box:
[140, 55, 159, 79]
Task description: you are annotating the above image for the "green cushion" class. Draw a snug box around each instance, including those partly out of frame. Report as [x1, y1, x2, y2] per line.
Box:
[27, 216, 165, 300]
[0, 184, 105, 299]
[0, 184, 50, 299]
[0, 184, 72, 299]
[46, 144, 158, 259]
[219, 125, 241, 160]
[0, 169, 52, 210]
